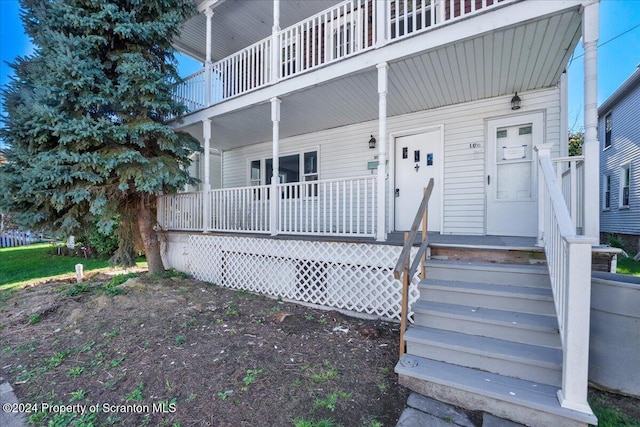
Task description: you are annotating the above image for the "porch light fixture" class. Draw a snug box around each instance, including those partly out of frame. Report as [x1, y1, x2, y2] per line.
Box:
[511, 92, 522, 110]
[369, 135, 376, 149]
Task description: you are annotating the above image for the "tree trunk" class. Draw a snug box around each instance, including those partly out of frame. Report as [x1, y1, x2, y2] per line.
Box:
[137, 195, 165, 274]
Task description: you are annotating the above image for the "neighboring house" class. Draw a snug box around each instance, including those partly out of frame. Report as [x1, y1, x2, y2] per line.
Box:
[599, 66, 640, 255]
[160, 1, 602, 426]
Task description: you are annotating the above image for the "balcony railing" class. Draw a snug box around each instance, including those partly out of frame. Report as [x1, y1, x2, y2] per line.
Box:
[174, 0, 508, 112]
[158, 176, 377, 237]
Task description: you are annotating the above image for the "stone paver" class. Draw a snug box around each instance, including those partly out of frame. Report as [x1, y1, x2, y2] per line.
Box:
[0, 373, 26, 427]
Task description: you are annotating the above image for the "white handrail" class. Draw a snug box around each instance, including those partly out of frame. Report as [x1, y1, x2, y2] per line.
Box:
[208, 185, 271, 233]
[536, 145, 596, 415]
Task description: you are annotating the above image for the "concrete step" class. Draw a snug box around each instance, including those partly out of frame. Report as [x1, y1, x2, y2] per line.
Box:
[425, 260, 551, 288]
[412, 301, 561, 348]
[404, 326, 562, 387]
[418, 278, 556, 315]
[395, 355, 596, 427]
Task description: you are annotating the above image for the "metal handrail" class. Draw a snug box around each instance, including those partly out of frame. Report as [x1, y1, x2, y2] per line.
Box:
[393, 178, 434, 357]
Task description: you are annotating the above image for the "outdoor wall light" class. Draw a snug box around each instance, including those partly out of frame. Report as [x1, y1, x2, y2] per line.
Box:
[511, 92, 522, 110]
[369, 135, 376, 149]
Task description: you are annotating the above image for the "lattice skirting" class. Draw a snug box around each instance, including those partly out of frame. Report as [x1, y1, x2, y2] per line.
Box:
[178, 235, 419, 321]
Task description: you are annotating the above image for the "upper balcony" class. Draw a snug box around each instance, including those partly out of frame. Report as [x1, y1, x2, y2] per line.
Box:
[172, 0, 515, 113]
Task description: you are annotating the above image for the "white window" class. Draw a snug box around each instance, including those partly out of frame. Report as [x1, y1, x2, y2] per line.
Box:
[603, 174, 611, 210]
[250, 150, 318, 186]
[250, 160, 261, 186]
[620, 164, 631, 208]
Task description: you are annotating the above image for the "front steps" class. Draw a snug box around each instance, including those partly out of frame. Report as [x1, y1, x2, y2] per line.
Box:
[396, 260, 597, 427]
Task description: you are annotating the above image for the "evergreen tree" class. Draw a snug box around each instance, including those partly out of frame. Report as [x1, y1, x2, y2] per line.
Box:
[0, 0, 200, 273]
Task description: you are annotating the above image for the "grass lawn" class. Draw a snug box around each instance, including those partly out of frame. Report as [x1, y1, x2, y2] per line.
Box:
[617, 256, 640, 276]
[0, 243, 146, 289]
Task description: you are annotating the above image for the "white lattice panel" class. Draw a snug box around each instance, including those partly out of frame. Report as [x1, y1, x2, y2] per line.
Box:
[189, 235, 420, 321]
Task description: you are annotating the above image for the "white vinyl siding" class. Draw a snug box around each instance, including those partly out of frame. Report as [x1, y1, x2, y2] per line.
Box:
[223, 87, 560, 235]
[600, 80, 640, 235]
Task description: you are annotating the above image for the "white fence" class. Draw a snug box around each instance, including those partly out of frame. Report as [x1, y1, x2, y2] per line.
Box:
[0, 231, 38, 248]
[537, 146, 595, 412]
[159, 176, 377, 237]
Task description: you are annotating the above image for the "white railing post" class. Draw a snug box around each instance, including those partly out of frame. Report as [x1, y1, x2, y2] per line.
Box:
[582, 0, 600, 241]
[376, 62, 388, 241]
[375, 0, 387, 47]
[270, 97, 281, 236]
[202, 119, 212, 232]
[271, 0, 280, 84]
[536, 144, 553, 246]
[204, 7, 214, 106]
[557, 237, 595, 414]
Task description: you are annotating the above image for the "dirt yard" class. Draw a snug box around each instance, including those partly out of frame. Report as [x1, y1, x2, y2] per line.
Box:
[0, 272, 409, 426]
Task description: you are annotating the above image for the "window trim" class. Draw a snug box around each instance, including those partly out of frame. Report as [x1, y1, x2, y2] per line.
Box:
[603, 174, 611, 211]
[249, 148, 320, 186]
[604, 112, 612, 149]
[619, 163, 631, 208]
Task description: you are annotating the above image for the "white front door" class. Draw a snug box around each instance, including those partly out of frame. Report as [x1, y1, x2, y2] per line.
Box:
[486, 114, 542, 237]
[394, 128, 442, 232]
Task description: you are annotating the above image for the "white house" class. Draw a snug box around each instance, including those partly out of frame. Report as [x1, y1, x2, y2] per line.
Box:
[160, 1, 601, 425]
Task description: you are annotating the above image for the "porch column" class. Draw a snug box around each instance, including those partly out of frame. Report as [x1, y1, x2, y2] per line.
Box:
[376, 63, 388, 242]
[270, 97, 281, 236]
[204, 7, 214, 106]
[271, 0, 280, 84]
[582, 0, 600, 240]
[202, 119, 212, 232]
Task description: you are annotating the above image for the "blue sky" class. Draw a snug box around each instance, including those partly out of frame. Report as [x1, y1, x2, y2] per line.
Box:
[1, 0, 639, 140]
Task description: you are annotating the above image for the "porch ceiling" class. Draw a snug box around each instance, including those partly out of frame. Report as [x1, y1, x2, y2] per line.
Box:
[181, 7, 582, 151]
[176, 0, 343, 62]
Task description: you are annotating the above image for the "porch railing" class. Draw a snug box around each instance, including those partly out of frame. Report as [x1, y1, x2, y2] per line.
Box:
[278, 176, 376, 236]
[158, 176, 376, 237]
[157, 191, 204, 231]
[173, 0, 513, 112]
[536, 145, 595, 414]
[552, 156, 584, 234]
[208, 185, 271, 233]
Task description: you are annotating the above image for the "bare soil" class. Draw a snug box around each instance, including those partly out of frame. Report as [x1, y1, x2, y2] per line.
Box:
[0, 272, 409, 426]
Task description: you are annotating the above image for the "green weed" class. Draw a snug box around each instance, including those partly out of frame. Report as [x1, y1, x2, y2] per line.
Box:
[28, 313, 41, 325]
[126, 382, 144, 402]
[314, 389, 351, 412]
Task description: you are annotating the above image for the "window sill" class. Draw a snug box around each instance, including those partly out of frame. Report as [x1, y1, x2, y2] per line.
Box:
[619, 206, 630, 210]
